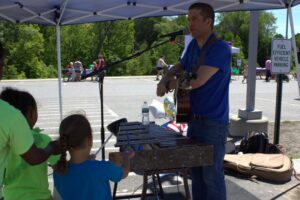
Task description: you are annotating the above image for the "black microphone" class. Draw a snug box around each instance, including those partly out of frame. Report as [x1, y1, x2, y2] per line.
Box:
[159, 28, 189, 38]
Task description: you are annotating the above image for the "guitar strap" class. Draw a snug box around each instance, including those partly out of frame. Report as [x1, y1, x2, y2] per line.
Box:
[193, 34, 218, 73]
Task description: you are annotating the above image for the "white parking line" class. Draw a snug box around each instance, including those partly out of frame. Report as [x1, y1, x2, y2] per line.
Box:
[105, 105, 119, 117]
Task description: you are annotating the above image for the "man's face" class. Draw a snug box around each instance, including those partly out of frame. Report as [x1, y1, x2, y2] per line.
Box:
[187, 9, 211, 39]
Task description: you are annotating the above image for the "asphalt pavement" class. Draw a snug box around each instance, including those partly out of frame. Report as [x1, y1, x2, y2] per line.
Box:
[1, 76, 299, 199]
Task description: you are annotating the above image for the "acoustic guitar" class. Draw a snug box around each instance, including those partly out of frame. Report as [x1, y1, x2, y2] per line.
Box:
[173, 72, 192, 123]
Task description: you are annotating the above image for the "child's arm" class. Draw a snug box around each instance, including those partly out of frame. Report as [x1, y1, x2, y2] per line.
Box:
[32, 129, 61, 166]
[121, 149, 135, 178]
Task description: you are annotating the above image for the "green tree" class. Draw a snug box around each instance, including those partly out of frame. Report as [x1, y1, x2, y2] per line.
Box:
[92, 20, 136, 75]
[2, 23, 50, 78]
[152, 18, 184, 67]
[39, 26, 57, 77]
[134, 18, 162, 48]
[61, 24, 95, 67]
[216, 11, 276, 67]
[274, 33, 284, 39]
[296, 33, 300, 51]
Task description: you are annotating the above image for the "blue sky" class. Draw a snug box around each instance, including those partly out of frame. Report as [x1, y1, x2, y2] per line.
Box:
[268, 5, 300, 36]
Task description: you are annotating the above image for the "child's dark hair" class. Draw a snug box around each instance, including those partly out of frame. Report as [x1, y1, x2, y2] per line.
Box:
[55, 114, 92, 174]
[0, 87, 37, 123]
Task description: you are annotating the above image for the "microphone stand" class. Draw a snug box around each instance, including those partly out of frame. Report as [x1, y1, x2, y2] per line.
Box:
[98, 70, 106, 159]
[81, 37, 175, 160]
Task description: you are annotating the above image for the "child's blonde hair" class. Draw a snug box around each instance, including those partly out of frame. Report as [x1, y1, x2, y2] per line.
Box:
[55, 114, 92, 174]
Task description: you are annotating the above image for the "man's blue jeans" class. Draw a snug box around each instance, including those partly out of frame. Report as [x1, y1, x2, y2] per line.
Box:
[187, 118, 228, 200]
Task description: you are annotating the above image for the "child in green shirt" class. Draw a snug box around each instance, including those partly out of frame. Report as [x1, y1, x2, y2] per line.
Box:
[1, 88, 60, 200]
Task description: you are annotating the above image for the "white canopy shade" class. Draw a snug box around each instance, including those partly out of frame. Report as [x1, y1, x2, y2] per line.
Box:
[0, 0, 299, 26]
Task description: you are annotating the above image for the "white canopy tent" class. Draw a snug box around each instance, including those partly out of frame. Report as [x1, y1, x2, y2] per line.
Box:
[0, 0, 299, 121]
[0, 0, 300, 25]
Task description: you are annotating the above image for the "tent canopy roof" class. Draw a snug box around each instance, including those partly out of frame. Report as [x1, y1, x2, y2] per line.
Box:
[0, 0, 300, 26]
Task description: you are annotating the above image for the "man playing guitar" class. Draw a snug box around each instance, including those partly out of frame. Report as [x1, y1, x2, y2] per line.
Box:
[156, 2, 231, 200]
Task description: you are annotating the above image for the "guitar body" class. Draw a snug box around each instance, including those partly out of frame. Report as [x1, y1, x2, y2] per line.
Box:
[175, 88, 190, 123]
[173, 73, 191, 123]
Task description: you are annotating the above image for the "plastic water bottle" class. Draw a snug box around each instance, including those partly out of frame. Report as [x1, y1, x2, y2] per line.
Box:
[141, 101, 150, 125]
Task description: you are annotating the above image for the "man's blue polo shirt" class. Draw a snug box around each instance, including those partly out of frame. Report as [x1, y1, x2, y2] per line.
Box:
[180, 33, 231, 124]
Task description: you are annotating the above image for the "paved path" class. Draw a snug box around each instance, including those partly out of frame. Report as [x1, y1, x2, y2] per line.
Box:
[1, 76, 299, 199]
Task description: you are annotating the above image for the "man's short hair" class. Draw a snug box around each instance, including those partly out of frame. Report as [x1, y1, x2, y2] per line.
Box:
[189, 2, 215, 29]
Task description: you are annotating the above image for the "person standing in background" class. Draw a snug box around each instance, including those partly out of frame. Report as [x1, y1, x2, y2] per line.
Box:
[265, 57, 272, 82]
[156, 55, 168, 81]
[98, 54, 106, 70]
[242, 65, 248, 84]
[74, 59, 82, 82]
[91, 61, 98, 81]
[95, 55, 106, 81]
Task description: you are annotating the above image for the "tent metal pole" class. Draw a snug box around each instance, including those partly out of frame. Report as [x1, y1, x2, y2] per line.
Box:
[288, 6, 300, 98]
[246, 11, 259, 112]
[56, 25, 63, 121]
[238, 10, 263, 121]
